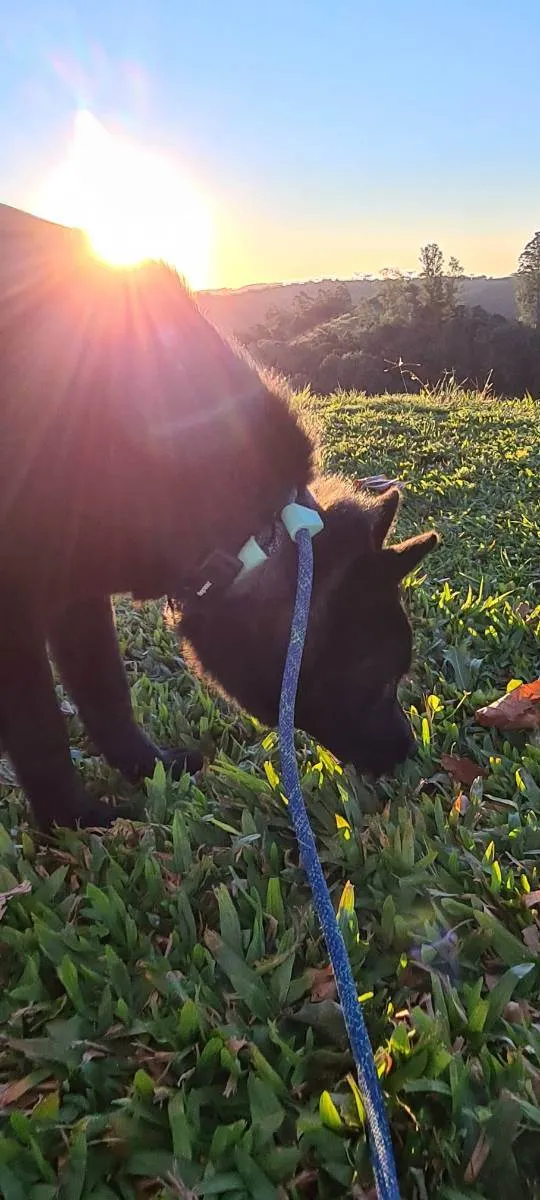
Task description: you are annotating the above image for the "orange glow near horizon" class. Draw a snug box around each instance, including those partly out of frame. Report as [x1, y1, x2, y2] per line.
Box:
[34, 111, 212, 288]
[29, 110, 522, 292]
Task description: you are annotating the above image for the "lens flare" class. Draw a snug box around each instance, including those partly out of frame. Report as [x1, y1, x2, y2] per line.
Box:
[34, 110, 212, 288]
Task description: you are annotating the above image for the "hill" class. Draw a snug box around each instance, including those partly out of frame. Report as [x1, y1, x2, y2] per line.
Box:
[199, 275, 518, 336]
[1, 388, 539, 1198]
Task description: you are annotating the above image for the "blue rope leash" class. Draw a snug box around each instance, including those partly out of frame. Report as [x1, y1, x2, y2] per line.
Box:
[278, 527, 401, 1200]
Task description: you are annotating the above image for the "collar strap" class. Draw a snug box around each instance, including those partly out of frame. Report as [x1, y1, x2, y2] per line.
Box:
[186, 492, 324, 604]
[236, 498, 323, 583]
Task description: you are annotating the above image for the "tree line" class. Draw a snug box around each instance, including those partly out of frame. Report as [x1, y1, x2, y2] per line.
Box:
[236, 234, 540, 397]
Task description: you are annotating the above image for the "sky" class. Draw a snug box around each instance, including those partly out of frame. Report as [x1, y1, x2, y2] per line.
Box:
[1, 0, 539, 289]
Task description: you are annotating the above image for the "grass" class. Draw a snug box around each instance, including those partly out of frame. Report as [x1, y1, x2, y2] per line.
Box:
[1, 388, 540, 1199]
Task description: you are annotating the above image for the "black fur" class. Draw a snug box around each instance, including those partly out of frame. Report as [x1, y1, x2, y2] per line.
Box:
[0, 204, 438, 830]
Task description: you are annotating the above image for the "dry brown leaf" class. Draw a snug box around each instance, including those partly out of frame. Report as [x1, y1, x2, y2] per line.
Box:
[441, 753, 486, 785]
[475, 679, 540, 731]
[504, 1000, 531, 1024]
[353, 475, 402, 494]
[289, 1169, 319, 1192]
[464, 1130, 491, 1183]
[82, 1048, 107, 1063]
[0, 879, 31, 921]
[203, 929, 220, 954]
[523, 890, 540, 909]
[309, 964, 337, 1002]
[522, 925, 540, 954]
[0, 1074, 42, 1109]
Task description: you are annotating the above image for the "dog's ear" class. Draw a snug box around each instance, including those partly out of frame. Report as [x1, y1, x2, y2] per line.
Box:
[382, 531, 439, 580]
[372, 487, 401, 548]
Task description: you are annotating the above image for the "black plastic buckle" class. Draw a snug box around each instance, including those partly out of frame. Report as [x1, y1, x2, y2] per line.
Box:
[191, 550, 243, 600]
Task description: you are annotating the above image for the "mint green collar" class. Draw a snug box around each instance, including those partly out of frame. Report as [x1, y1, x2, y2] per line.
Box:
[236, 499, 324, 583]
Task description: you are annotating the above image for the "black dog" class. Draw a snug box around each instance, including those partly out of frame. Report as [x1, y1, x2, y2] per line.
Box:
[0, 204, 437, 831]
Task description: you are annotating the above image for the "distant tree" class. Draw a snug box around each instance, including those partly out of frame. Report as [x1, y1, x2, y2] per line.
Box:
[418, 244, 464, 320]
[379, 269, 409, 323]
[311, 283, 352, 325]
[355, 270, 419, 329]
[446, 255, 465, 312]
[240, 283, 353, 344]
[236, 240, 540, 400]
[418, 243, 445, 319]
[515, 232, 540, 330]
[291, 290, 314, 330]
[264, 304, 283, 331]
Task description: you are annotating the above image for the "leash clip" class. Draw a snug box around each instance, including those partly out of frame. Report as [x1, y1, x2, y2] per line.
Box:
[281, 501, 324, 542]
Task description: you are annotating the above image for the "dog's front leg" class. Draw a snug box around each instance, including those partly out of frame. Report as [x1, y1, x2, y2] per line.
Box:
[48, 597, 202, 784]
[0, 602, 112, 830]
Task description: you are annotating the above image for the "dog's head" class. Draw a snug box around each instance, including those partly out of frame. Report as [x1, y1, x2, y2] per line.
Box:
[183, 482, 438, 778]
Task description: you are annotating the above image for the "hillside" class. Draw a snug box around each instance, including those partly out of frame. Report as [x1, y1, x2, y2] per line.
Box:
[241, 306, 540, 400]
[199, 275, 518, 336]
[1, 389, 539, 1198]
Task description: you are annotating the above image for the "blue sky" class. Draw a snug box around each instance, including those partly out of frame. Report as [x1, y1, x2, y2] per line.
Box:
[1, 1, 539, 287]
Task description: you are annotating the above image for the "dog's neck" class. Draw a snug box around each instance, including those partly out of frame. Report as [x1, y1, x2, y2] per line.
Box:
[163, 488, 323, 625]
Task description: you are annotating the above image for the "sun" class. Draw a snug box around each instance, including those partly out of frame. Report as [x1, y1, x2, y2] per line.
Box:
[34, 111, 212, 289]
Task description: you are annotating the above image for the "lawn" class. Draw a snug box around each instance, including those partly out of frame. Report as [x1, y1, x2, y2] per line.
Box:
[1, 389, 539, 1199]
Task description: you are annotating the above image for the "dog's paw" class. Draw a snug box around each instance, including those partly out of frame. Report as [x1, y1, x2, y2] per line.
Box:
[32, 793, 134, 833]
[73, 795, 135, 829]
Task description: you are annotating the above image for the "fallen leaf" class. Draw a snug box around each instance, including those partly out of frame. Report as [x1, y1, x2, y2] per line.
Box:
[522, 925, 540, 954]
[504, 1000, 531, 1023]
[290, 1170, 319, 1192]
[309, 965, 337, 1002]
[441, 753, 486, 785]
[464, 1130, 491, 1183]
[82, 1048, 107, 1063]
[354, 475, 403, 493]
[203, 929, 220, 955]
[0, 1075, 39, 1109]
[475, 679, 540, 731]
[0, 879, 31, 921]
[523, 891, 540, 909]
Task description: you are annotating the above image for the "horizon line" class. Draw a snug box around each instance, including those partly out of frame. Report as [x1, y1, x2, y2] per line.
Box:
[200, 269, 516, 296]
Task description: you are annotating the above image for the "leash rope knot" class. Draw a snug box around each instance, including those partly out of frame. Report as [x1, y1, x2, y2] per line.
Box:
[278, 526, 400, 1200]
